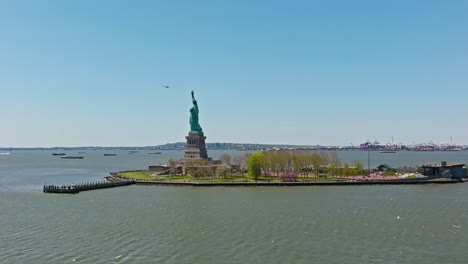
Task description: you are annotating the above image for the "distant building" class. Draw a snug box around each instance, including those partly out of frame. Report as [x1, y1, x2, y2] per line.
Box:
[377, 164, 394, 171]
[418, 161, 466, 179]
[360, 141, 385, 151]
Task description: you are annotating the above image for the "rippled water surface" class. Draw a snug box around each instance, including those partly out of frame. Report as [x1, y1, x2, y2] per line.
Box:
[1, 150, 467, 263]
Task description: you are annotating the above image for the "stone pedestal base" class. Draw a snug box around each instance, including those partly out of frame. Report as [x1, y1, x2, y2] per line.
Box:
[184, 132, 208, 160]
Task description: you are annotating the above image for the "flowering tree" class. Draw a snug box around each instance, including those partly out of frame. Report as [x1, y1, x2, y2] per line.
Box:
[279, 173, 298, 182]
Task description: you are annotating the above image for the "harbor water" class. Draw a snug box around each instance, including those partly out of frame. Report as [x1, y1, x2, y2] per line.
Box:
[1, 150, 467, 263]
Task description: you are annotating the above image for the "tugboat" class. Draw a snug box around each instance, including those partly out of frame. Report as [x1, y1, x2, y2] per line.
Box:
[104, 154, 117, 156]
[52, 153, 66, 156]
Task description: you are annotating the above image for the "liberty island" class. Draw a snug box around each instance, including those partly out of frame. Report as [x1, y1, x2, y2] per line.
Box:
[98, 91, 466, 187]
[38, 90, 466, 195]
[39, 91, 467, 193]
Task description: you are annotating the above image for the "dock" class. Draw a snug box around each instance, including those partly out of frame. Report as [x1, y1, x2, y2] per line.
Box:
[43, 180, 135, 194]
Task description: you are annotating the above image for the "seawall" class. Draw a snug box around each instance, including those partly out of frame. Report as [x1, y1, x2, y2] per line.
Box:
[127, 178, 461, 187]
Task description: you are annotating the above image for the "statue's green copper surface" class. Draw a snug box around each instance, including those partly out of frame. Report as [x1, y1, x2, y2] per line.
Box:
[189, 90, 203, 134]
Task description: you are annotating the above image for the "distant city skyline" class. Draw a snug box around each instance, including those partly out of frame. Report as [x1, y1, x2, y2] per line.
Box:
[1, 0, 467, 147]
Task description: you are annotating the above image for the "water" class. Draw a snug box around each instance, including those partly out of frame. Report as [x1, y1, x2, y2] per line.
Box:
[1, 150, 467, 263]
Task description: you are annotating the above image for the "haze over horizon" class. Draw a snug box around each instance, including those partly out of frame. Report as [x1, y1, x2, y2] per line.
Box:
[1, 1, 467, 147]
[0, 139, 466, 149]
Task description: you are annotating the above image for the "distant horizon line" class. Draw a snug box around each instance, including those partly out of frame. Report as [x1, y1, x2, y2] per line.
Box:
[0, 143, 336, 149]
[1, 141, 468, 149]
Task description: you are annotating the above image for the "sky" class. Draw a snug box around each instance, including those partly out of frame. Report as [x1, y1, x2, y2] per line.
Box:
[0, 0, 467, 147]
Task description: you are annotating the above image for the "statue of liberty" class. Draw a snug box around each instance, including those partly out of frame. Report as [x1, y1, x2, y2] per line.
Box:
[189, 90, 203, 134]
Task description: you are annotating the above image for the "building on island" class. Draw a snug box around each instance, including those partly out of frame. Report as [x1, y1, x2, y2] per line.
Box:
[417, 161, 467, 179]
[376, 164, 394, 172]
[148, 164, 183, 175]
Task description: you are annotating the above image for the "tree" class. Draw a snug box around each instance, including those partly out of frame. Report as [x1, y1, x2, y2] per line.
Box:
[262, 151, 273, 176]
[268, 150, 289, 176]
[268, 151, 280, 176]
[241, 153, 251, 170]
[220, 154, 232, 165]
[232, 155, 242, 166]
[248, 151, 265, 180]
[342, 162, 350, 176]
[292, 150, 311, 178]
[216, 165, 230, 178]
[185, 159, 210, 178]
[185, 159, 209, 167]
[168, 159, 178, 176]
[352, 161, 364, 176]
[276, 151, 290, 173]
[329, 152, 341, 177]
[308, 152, 328, 176]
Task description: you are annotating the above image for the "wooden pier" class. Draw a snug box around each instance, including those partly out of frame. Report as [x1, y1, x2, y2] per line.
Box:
[43, 180, 135, 194]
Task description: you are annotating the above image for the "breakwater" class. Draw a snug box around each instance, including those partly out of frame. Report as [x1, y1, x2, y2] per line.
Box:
[43, 180, 135, 194]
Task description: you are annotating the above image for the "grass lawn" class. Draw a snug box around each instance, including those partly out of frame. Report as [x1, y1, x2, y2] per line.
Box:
[119, 172, 191, 181]
[119, 171, 154, 180]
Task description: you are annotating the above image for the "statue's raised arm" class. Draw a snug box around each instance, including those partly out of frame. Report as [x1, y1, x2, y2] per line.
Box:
[191, 90, 195, 101]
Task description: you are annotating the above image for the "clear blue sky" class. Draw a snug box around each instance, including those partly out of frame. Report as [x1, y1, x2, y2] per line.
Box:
[1, 0, 467, 147]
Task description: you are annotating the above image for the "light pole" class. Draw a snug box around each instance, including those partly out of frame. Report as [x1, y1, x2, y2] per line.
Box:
[367, 148, 370, 176]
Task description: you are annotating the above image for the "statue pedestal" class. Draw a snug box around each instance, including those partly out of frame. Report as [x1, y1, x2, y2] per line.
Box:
[184, 132, 208, 160]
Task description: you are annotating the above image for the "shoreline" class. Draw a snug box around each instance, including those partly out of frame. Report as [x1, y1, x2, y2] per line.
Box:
[106, 176, 462, 187]
[43, 175, 463, 195]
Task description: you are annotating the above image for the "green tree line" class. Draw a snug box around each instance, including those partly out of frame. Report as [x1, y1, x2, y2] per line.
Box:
[248, 150, 365, 180]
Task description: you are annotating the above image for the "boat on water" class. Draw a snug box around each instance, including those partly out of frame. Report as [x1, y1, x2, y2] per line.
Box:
[128, 151, 138, 154]
[380, 151, 397, 153]
[0, 152, 11, 155]
[447, 148, 462, 151]
[52, 153, 66, 156]
[61, 156, 84, 159]
[104, 154, 117, 156]
[148, 152, 162, 154]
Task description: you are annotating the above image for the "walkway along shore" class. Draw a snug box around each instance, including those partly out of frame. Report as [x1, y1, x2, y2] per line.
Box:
[107, 175, 462, 187]
[42, 176, 462, 194]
